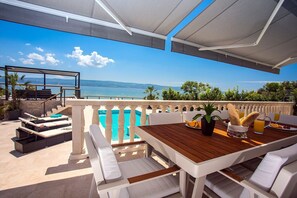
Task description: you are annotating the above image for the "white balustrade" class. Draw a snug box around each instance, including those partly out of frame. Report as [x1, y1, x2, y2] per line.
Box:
[105, 105, 113, 143]
[118, 105, 125, 144]
[129, 105, 136, 142]
[66, 99, 295, 160]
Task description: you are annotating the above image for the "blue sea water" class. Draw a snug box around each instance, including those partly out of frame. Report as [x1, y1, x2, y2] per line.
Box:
[99, 110, 146, 141]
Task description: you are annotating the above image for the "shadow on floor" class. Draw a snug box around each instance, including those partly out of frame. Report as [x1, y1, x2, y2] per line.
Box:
[0, 174, 95, 198]
[45, 159, 91, 175]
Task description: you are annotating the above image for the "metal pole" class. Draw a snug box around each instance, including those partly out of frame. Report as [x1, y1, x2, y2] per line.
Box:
[60, 86, 62, 102]
[4, 66, 8, 100]
[77, 73, 81, 99]
[44, 74, 46, 89]
[63, 89, 66, 107]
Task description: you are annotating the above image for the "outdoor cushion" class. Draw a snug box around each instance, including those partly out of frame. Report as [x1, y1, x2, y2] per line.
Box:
[205, 164, 253, 198]
[246, 143, 297, 191]
[19, 126, 72, 138]
[89, 125, 121, 181]
[98, 146, 122, 181]
[148, 112, 182, 125]
[119, 157, 179, 198]
[89, 124, 110, 149]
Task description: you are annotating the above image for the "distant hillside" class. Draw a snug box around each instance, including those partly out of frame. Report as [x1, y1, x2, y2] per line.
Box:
[6, 77, 180, 91]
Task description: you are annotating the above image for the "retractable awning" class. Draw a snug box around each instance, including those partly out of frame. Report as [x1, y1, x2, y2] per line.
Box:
[172, 0, 297, 74]
[0, 0, 201, 50]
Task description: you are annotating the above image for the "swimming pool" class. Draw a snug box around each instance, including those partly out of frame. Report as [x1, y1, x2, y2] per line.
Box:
[98, 110, 146, 141]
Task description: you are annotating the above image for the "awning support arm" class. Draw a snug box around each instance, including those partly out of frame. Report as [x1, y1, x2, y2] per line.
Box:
[94, 0, 132, 35]
[199, 0, 285, 51]
[273, 57, 297, 69]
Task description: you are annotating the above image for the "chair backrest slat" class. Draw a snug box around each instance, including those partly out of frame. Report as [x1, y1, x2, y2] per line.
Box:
[148, 112, 183, 125]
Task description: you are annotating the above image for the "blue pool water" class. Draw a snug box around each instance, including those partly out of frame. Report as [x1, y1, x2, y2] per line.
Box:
[99, 110, 145, 141]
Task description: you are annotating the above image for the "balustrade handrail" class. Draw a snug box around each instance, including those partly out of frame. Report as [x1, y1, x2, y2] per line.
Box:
[67, 99, 295, 161]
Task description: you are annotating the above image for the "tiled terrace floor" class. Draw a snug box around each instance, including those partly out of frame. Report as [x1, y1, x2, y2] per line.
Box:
[0, 120, 148, 198]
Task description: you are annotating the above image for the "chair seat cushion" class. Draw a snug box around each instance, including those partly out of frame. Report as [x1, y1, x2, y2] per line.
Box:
[205, 164, 253, 198]
[119, 158, 179, 198]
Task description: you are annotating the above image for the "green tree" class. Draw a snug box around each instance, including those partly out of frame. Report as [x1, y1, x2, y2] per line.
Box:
[181, 81, 210, 100]
[143, 86, 159, 100]
[162, 88, 181, 100]
[200, 87, 223, 100]
[223, 87, 241, 101]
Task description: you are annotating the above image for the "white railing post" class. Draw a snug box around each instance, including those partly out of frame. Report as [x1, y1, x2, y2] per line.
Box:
[118, 105, 125, 143]
[105, 105, 113, 143]
[69, 105, 87, 160]
[129, 105, 136, 142]
[92, 105, 100, 125]
[141, 105, 147, 126]
[151, 105, 157, 113]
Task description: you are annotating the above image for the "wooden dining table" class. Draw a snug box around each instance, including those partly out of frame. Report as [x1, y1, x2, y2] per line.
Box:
[135, 121, 297, 198]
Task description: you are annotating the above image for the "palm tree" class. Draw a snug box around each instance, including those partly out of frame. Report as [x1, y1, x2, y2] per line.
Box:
[6, 73, 29, 110]
[144, 86, 159, 100]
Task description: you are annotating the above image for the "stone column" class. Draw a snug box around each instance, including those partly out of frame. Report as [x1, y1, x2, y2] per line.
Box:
[92, 105, 100, 125]
[129, 105, 136, 142]
[169, 105, 175, 113]
[161, 105, 167, 113]
[105, 105, 113, 143]
[118, 105, 125, 144]
[70, 105, 87, 160]
[141, 105, 147, 126]
[151, 105, 157, 113]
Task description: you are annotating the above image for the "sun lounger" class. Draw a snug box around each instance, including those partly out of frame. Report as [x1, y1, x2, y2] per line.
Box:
[15, 126, 72, 153]
[18, 126, 72, 138]
[24, 112, 69, 123]
[19, 117, 71, 132]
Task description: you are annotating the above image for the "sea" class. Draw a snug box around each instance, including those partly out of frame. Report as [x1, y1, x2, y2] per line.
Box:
[2, 78, 180, 99]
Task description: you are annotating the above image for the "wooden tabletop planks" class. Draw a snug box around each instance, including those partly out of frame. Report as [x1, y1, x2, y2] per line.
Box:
[139, 122, 297, 163]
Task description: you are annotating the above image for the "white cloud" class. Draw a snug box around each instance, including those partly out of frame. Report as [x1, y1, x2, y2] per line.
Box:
[7, 56, 16, 62]
[20, 58, 34, 65]
[28, 53, 45, 61]
[36, 47, 44, 52]
[45, 53, 60, 65]
[25, 43, 31, 46]
[18, 51, 24, 55]
[66, 47, 114, 68]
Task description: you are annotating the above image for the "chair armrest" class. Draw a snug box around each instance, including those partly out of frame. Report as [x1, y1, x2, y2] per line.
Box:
[128, 165, 180, 184]
[219, 169, 277, 198]
[111, 140, 146, 148]
[97, 165, 180, 194]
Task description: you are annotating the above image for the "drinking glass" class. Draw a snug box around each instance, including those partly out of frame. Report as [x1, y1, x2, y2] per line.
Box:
[274, 112, 281, 123]
[254, 113, 271, 134]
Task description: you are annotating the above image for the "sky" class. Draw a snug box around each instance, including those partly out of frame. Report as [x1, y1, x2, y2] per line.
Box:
[0, 1, 296, 91]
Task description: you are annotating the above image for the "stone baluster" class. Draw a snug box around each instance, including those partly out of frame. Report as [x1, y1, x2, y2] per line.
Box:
[118, 105, 125, 144]
[105, 105, 113, 143]
[185, 105, 191, 111]
[141, 105, 147, 126]
[217, 104, 221, 111]
[151, 105, 157, 113]
[129, 105, 136, 142]
[70, 105, 86, 160]
[169, 105, 175, 113]
[178, 105, 183, 112]
[161, 105, 167, 113]
[92, 105, 100, 125]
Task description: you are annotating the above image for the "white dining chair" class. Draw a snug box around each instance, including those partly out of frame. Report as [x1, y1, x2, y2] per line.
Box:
[85, 124, 186, 198]
[204, 143, 297, 198]
[268, 113, 297, 125]
[148, 112, 183, 125]
[211, 109, 229, 120]
[182, 110, 205, 122]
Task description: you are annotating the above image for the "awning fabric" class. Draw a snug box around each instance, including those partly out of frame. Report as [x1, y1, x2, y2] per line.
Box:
[0, 0, 201, 50]
[172, 0, 297, 74]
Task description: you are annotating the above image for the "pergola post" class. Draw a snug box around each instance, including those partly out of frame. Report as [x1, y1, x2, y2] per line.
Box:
[4, 66, 8, 100]
[43, 73, 46, 89]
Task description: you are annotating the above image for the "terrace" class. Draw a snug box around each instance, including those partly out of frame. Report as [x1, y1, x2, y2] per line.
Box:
[1, 0, 297, 198]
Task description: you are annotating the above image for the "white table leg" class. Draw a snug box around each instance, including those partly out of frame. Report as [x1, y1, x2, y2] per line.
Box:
[192, 176, 206, 198]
